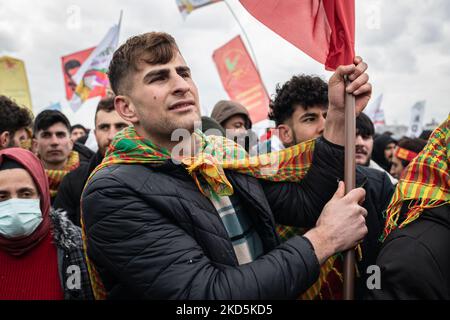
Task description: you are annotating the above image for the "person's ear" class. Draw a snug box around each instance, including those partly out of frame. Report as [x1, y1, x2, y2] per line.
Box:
[277, 124, 294, 146]
[115, 95, 139, 124]
[0, 131, 10, 148]
[31, 138, 39, 155]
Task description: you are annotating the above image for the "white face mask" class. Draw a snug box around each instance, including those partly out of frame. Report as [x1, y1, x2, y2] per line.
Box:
[0, 198, 43, 238]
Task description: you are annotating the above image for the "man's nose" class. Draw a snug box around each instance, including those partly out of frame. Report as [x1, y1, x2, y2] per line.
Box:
[108, 129, 118, 141]
[355, 135, 363, 145]
[50, 134, 59, 145]
[172, 74, 190, 96]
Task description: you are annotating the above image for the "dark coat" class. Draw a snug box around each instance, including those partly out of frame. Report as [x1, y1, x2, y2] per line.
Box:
[81, 137, 389, 299]
[73, 141, 95, 164]
[54, 151, 103, 226]
[366, 204, 450, 300]
[353, 165, 394, 297]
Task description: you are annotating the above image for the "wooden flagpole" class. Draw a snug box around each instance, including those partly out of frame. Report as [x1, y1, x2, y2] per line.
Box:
[343, 76, 356, 300]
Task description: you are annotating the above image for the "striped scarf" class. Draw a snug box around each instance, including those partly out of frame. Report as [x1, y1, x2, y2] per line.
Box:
[277, 225, 349, 300]
[82, 126, 317, 299]
[382, 114, 450, 241]
[46, 150, 80, 198]
[88, 126, 315, 195]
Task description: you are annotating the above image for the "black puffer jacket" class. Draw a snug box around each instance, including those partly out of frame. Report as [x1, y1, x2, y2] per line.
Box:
[82, 137, 387, 299]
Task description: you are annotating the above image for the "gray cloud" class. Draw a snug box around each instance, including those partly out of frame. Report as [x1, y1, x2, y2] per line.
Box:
[0, 30, 21, 53]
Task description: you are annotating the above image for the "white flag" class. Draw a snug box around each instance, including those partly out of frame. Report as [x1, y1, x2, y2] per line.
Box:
[407, 101, 426, 138]
[176, 0, 222, 18]
[70, 24, 120, 112]
[365, 94, 385, 127]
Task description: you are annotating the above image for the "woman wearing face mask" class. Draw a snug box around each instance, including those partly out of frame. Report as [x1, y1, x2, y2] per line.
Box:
[0, 148, 92, 300]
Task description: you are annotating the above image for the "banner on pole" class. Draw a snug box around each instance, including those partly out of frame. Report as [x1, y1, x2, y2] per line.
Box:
[213, 35, 269, 124]
[407, 101, 426, 138]
[365, 94, 385, 127]
[0, 56, 33, 110]
[61, 47, 95, 100]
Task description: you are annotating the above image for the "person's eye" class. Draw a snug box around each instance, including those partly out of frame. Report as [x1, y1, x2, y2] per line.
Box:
[303, 117, 315, 123]
[180, 72, 191, 78]
[149, 76, 165, 83]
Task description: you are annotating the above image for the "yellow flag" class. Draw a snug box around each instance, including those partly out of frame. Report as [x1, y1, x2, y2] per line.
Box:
[0, 56, 33, 110]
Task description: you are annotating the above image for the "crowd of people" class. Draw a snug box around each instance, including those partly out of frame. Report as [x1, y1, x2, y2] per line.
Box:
[0, 31, 448, 300]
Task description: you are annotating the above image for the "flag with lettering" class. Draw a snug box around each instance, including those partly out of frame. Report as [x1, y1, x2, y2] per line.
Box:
[213, 35, 269, 124]
[239, 0, 355, 70]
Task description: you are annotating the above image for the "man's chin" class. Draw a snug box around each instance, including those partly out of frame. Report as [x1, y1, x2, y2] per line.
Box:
[171, 113, 201, 132]
[355, 156, 369, 166]
[45, 158, 67, 167]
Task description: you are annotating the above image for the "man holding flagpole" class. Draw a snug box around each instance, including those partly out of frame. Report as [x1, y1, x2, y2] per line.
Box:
[81, 31, 372, 299]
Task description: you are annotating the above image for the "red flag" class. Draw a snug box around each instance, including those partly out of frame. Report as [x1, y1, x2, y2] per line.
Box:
[213, 35, 269, 123]
[61, 47, 95, 100]
[239, 0, 355, 70]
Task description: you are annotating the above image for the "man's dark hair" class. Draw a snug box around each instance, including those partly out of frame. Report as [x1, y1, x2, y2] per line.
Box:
[94, 96, 116, 124]
[397, 137, 427, 167]
[356, 112, 375, 138]
[33, 110, 71, 134]
[108, 32, 179, 95]
[0, 95, 33, 136]
[269, 74, 328, 126]
[70, 124, 87, 134]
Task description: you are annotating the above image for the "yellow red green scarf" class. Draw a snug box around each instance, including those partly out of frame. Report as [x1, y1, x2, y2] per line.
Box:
[46, 150, 80, 198]
[89, 126, 315, 195]
[382, 114, 450, 241]
[82, 126, 319, 299]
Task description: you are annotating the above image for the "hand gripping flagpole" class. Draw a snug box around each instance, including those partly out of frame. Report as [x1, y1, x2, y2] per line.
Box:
[343, 75, 356, 300]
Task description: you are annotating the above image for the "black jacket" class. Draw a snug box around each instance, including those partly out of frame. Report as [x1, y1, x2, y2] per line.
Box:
[367, 204, 450, 300]
[73, 141, 95, 164]
[54, 151, 103, 226]
[353, 164, 394, 296]
[81, 137, 390, 299]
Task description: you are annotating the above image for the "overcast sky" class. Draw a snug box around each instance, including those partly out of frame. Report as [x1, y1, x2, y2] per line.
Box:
[1, 0, 449, 129]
